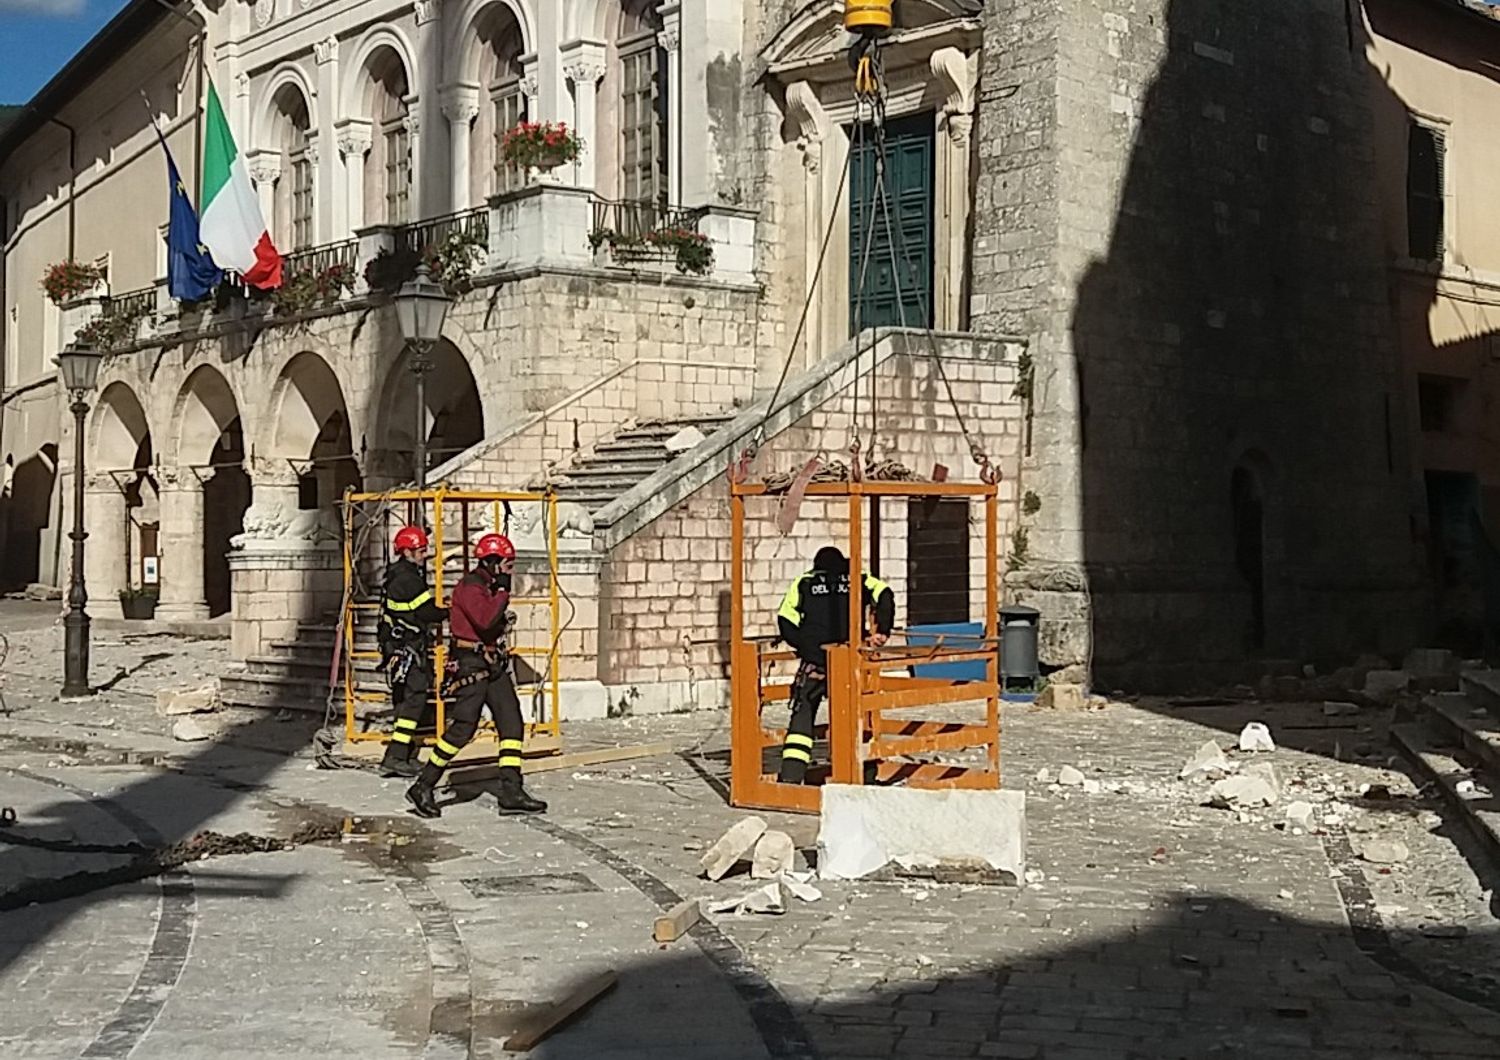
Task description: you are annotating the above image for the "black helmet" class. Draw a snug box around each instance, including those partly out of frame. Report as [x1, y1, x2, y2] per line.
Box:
[814, 546, 848, 574]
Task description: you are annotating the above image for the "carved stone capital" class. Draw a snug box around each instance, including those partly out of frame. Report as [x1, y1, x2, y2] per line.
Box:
[246, 150, 283, 184]
[441, 83, 481, 124]
[658, 26, 681, 52]
[253, 0, 273, 28]
[947, 113, 973, 148]
[518, 52, 540, 101]
[403, 113, 421, 138]
[315, 34, 339, 64]
[414, 0, 441, 24]
[560, 39, 608, 87]
[304, 132, 321, 167]
[336, 118, 373, 157]
[234, 71, 251, 98]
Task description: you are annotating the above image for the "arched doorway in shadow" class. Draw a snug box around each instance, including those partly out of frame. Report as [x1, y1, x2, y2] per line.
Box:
[172, 365, 250, 620]
[268, 351, 361, 510]
[375, 338, 485, 482]
[91, 381, 158, 599]
[0, 444, 57, 590]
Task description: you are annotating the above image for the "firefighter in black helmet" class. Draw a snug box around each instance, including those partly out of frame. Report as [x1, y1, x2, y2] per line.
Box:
[775, 545, 895, 783]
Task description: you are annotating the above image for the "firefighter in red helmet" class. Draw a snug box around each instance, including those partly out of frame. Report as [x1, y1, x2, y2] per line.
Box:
[406, 533, 547, 818]
[377, 525, 448, 777]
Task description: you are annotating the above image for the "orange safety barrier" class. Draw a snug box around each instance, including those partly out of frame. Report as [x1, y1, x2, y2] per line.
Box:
[340, 487, 563, 755]
[729, 479, 1002, 814]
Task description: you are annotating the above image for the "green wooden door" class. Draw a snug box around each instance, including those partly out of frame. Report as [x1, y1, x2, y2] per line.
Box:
[849, 112, 936, 334]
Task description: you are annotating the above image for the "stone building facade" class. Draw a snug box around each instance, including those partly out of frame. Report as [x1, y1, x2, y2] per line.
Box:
[4, 0, 1491, 702]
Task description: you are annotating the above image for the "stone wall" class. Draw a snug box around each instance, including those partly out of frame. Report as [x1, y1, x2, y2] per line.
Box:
[973, 0, 1425, 686]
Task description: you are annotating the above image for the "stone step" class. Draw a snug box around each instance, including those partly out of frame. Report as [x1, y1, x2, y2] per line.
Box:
[553, 470, 661, 491]
[244, 654, 379, 680]
[1391, 721, 1500, 872]
[559, 461, 670, 480]
[1460, 669, 1500, 718]
[218, 671, 334, 713]
[1423, 693, 1500, 778]
[616, 417, 730, 442]
[591, 439, 674, 458]
[549, 488, 624, 508]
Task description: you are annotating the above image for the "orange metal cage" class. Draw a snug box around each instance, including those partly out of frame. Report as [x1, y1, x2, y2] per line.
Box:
[340, 488, 563, 753]
[729, 479, 1003, 814]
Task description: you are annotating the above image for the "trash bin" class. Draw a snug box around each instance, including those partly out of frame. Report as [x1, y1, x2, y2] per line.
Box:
[999, 605, 1041, 687]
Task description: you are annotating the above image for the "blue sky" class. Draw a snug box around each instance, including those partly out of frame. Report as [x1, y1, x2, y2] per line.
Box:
[0, 0, 129, 106]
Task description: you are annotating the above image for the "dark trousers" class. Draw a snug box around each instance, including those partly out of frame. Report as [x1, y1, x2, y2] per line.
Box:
[418, 650, 525, 785]
[383, 652, 430, 763]
[778, 662, 827, 783]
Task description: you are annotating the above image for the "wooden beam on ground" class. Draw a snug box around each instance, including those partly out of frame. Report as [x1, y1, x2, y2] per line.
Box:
[653, 899, 702, 944]
[502, 971, 618, 1052]
[519, 742, 675, 775]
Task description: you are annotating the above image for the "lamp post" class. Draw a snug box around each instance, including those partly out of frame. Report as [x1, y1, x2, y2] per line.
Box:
[394, 263, 452, 488]
[56, 342, 104, 698]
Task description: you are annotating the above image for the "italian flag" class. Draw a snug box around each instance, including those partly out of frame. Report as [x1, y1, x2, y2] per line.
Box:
[200, 80, 282, 289]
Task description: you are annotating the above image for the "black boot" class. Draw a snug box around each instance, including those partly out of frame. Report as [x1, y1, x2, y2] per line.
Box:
[405, 779, 441, 818]
[497, 771, 547, 815]
[777, 757, 809, 785]
[381, 743, 421, 778]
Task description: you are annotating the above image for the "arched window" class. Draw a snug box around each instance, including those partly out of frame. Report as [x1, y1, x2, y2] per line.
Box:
[270, 86, 314, 249]
[475, 5, 527, 199]
[366, 50, 411, 225]
[617, 0, 666, 206]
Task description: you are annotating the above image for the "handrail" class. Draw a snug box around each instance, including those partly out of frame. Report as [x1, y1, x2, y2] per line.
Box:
[102, 285, 157, 320]
[283, 239, 358, 276]
[397, 207, 490, 257]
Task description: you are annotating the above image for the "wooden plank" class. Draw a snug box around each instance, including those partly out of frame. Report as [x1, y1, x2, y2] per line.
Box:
[653, 899, 702, 943]
[872, 726, 992, 757]
[520, 742, 673, 775]
[502, 971, 618, 1052]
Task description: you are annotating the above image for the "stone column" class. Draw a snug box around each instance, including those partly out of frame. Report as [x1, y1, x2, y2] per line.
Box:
[786, 81, 828, 365]
[931, 47, 978, 332]
[560, 40, 607, 191]
[414, 0, 445, 218]
[247, 152, 282, 242]
[442, 83, 481, 211]
[315, 34, 341, 239]
[155, 466, 208, 621]
[83, 474, 128, 606]
[658, 3, 683, 206]
[403, 107, 423, 218]
[303, 133, 322, 245]
[336, 119, 372, 234]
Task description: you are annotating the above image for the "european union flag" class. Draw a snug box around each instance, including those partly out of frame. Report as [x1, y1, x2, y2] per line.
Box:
[156, 131, 221, 301]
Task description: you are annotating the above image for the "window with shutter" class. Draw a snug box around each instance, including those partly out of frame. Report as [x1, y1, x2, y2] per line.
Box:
[1406, 119, 1445, 262]
[492, 85, 526, 196]
[619, 31, 667, 218]
[290, 149, 313, 249]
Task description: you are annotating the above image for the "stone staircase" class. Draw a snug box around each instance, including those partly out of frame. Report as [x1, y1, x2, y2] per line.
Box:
[549, 414, 733, 512]
[1391, 668, 1500, 872]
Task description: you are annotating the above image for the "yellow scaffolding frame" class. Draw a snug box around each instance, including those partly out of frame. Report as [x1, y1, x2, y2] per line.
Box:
[340, 487, 563, 753]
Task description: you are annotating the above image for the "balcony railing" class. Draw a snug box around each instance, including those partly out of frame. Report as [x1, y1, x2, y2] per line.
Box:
[589, 198, 707, 261]
[102, 285, 157, 322]
[396, 207, 490, 258]
[282, 238, 359, 277]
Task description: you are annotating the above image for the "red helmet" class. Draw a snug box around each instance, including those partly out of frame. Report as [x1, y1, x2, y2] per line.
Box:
[475, 533, 516, 560]
[394, 526, 429, 553]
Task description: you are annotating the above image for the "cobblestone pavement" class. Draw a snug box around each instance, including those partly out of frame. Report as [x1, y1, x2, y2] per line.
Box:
[1, 616, 1499, 1058]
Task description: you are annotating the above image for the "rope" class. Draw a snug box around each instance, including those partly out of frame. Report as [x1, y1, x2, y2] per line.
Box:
[759, 457, 915, 494]
[742, 123, 856, 464]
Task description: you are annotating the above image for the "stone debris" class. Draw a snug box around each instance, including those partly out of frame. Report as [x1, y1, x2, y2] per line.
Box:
[780, 871, 823, 904]
[155, 684, 220, 717]
[1242, 761, 1281, 797]
[1058, 765, 1085, 786]
[1210, 774, 1277, 808]
[1179, 739, 1231, 780]
[1238, 722, 1276, 753]
[699, 816, 767, 881]
[1359, 838, 1410, 865]
[750, 830, 796, 880]
[1080, 778, 1102, 795]
[1403, 648, 1456, 677]
[171, 717, 211, 743]
[1034, 767, 1053, 784]
[1284, 801, 1316, 832]
[1323, 701, 1361, 716]
[708, 881, 786, 917]
[1037, 683, 1086, 711]
[1419, 923, 1469, 939]
[663, 425, 706, 453]
[1363, 669, 1410, 702]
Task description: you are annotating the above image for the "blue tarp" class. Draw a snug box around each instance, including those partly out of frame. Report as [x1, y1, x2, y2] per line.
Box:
[905, 622, 989, 682]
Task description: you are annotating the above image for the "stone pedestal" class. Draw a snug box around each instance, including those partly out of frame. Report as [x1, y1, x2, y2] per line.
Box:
[487, 185, 594, 273]
[227, 544, 344, 661]
[354, 223, 399, 294]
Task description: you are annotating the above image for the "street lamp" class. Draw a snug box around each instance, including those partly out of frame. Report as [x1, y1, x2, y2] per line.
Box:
[394, 263, 452, 488]
[56, 341, 104, 698]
